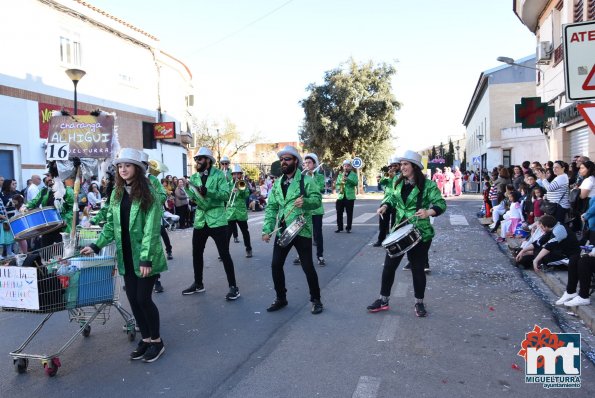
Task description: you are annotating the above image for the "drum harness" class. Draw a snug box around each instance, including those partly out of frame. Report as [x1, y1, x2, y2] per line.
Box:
[268, 176, 306, 239]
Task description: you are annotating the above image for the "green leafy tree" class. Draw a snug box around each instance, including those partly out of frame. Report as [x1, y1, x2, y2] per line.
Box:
[445, 138, 455, 167]
[299, 58, 401, 190]
[191, 117, 260, 164]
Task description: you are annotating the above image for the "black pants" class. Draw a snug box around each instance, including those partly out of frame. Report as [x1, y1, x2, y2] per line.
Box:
[123, 273, 160, 340]
[567, 255, 594, 298]
[175, 205, 190, 228]
[377, 206, 397, 243]
[42, 229, 62, 248]
[271, 235, 320, 301]
[227, 220, 252, 250]
[336, 198, 355, 231]
[517, 249, 567, 269]
[161, 226, 172, 254]
[312, 214, 323, 258]
[553, 206, 568, 225]
[380, 240, 431, 299]
[192, 225, 237, 287]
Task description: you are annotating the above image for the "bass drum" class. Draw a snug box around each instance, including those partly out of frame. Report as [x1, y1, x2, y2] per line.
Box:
[277, 215, 306, 248]
[381, 224, 422, 258]
[9, 207, 64, 240]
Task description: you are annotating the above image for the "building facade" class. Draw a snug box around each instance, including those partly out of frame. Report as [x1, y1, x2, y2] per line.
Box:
[0, 0, 194, 187]
[462, 56, 548, 172]
[514, 0, 595, 161]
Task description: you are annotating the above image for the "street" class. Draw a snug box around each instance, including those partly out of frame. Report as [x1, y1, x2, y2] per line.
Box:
[1, 194, 594, 397]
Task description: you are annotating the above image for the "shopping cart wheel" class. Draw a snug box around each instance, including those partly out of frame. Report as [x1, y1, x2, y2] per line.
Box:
[43, 357, 61, 377]
[13, 358, 28, 374]
[82, 325, 91, 337]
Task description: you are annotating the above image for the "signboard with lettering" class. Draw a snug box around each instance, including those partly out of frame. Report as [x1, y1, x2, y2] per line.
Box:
[38, 103, 89, 139]
[153, 122, 176, 139]
[47, 114, 115, 158]
[0, 266, 39, 310]
[563, 20, 595, 100]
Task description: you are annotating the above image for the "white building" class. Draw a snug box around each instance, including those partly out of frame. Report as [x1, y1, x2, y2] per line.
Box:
[0, 0, 194, 188]
[513, 0, 594, 160]
[462, 56, 548, 172]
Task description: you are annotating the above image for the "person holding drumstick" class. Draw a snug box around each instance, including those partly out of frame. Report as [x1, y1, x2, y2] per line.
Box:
[262, 145, 324, 314]
[367, 150, 446, 317]
[80, 148, 167, 362]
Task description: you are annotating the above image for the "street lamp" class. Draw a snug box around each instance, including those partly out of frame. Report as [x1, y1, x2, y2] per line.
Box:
[496, 56, 544, 80]
[65, 68, 86, 115]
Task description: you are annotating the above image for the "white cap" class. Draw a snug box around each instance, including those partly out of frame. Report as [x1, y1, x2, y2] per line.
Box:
[220, 156, 230, 164]
[304, 153, 319, 165]
[231, 164, 243, 174]
[277, 145, 303, 166]
[342, 159, 352, 166]
[399, 150, 424, 170]
[113, 148, 147, 172]
[193, 147, 216, 163]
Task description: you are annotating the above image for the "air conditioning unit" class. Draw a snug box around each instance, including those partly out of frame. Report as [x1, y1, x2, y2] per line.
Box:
[536, 41, 552, 64]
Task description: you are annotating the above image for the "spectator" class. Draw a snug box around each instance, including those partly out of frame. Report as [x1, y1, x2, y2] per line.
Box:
[87, 183, 102, 210]
[248, 191, 263, 211]
[511, 165, 523, 190]
[174, 179, 190, 228]
[535, 160, 570, 224]
[25, 175, 42, 204]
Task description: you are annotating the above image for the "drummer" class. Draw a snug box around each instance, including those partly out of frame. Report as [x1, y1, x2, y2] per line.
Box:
[367, 150, 446, 317]
[25, 174, 74, 247]
[373, 155, 400, 247]
[261, 145, 323, 314]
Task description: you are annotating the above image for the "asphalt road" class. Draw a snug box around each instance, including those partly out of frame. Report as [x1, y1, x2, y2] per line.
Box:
[1, 194, 594, 397]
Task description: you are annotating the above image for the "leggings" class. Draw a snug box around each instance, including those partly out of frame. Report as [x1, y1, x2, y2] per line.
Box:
[380, 240, 431, 299]
[123, 273, 160, 340]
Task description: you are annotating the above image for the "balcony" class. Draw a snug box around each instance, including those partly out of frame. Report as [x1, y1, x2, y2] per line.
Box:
[553, 43, 564, 66]
[180, 131, 193, 146]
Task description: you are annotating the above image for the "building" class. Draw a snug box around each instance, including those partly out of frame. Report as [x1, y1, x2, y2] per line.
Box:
[462, 56, 548, 172]
[0, 0, 193, 188]
[513, 0, 595, 160]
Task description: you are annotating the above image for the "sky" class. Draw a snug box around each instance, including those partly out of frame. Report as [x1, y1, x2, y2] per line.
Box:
[93, 0, 536, 152]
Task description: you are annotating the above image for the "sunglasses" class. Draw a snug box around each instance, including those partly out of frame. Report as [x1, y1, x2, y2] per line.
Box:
[194, 156, 207, 161]
[221, 162, 229, 165]
[280, 157, 294, 162]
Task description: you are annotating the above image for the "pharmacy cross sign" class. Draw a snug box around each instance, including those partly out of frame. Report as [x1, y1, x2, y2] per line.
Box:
[514, 97, 555, 129]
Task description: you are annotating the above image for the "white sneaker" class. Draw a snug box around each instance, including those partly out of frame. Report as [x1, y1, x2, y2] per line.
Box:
[488, 223, 496, 229]
[564, 296, 591, 307]
[555, 292, 578, 305]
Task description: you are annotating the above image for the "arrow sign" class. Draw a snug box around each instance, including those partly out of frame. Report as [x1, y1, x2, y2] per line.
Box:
[582, 65, 595, 91]
[578, 103, 595, 134]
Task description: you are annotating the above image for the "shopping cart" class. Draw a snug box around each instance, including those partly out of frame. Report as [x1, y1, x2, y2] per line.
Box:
[0, 228, 136, 377]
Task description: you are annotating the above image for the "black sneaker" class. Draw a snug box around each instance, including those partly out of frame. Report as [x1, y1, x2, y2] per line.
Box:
[367, 299, 389, 313]
[246, 250, 253, 258]
[266, 298, 288, 312]
[334, 229, 342, 233]
[154, 280, 164, 293]
[317, 257, 326, 266]
[311, 299, 323, 314]
[372, 241, 382, 247]
[226, 286, 240, 300]
[182, 283, 205, 295]
[402, 262, 412, 271]
[415, 302, 427, 317]
[167, 253, 173, 260]
[130, 340, 151, 360]
[293, 257, 301, 265]
[346, 229, 351, 233]
[142, 340, 165, 363]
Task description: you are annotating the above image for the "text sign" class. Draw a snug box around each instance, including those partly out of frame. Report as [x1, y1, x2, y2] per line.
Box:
[46, 143, 70, 161]
[38, 103, 89, 139]
[0, 266, 39, 310]
[563, 20, 595, 100]
[47, 114, 115, 158]
[153, 122, 176, 139]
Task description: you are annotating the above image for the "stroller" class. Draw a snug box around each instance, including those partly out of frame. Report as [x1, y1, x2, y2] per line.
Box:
[162, 210, 179, 232]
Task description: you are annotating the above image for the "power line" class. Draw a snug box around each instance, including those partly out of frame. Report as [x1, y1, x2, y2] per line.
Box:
[190, 0, 295, 55]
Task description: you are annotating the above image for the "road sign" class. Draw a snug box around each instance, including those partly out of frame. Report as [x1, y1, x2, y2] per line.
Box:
[351, 157, 363, 169]
[472, 156, 480, 165]
[578, 103, 595, 134]
[563, 20, 595, 101]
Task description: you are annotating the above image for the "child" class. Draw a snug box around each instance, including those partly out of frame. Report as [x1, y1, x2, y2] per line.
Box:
[10, 194, 27, 254]
[531, 186, 545, 225]
[482, 175, 492, 218]
[498, 191, 523, 242]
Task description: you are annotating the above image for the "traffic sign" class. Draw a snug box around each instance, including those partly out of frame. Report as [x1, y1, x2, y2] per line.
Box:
[351, 157, 363, 169]
[563, 20, 595, 100]
[577, 103, 595, 134]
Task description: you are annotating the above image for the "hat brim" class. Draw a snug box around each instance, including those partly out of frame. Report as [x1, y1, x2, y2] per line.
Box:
[400, 158, 424, 170]
[113, 158, 147, 172]
[194, 155, 216, 164]
[277, 150, 302, 165]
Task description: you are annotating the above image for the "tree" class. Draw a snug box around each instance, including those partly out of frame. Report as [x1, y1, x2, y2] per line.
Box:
[191, 117, 260, 164]
[445, 138, 455, 167]
[431, 146, 437, 160]
[299, 58, 401, 186]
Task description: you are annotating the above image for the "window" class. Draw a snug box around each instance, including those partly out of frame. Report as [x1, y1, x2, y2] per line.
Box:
[142, 122, 157, 149]
[0, 149, 15, 179]
[59, 32, 81, 66]
[588, 0, 595, 20]
[182, 153, 187, 177]
[503, 149, 511, 168]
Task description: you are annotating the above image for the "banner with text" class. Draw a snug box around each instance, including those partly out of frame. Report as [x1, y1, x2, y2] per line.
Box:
[38, 103, 89, 139]
[47, 114, 115, 158]
[0, 266, 40, 310]
[153, 122, 176, 139]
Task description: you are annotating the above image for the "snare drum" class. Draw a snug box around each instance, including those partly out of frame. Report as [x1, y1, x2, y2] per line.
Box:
[381, 224, 422, 258]
[9, 207, 64, 240]
[277, 215, 306, 248]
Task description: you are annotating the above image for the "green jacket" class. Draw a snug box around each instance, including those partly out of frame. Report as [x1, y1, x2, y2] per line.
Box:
[384, 178, 446, 242]
[93, 187, 167, 277]
[149, 174, 167, 205]
[381, 174, 399, 203]
[263, 173, 321, 239]
[336, 171, 358, 200]
[91, 206, 108, 225]
[220, 168, 232, 183]
[27, 186, 75, 233]
[226, 179, 249, 221]
[185, 167, 230, 228]
[310, 172, 325, 216]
